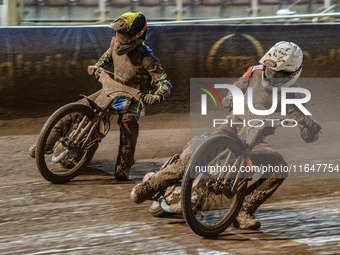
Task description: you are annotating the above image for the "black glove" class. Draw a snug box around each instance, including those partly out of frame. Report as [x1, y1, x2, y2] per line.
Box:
[144, 94, 161, 105]
[299, 116, 321, 143]
[299, 116, 321, 133]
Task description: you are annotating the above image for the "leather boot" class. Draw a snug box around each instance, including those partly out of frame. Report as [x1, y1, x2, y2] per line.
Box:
[131, 181, 157, 204]
[114, 165, 130, 181]
[234, 210, 261, 230]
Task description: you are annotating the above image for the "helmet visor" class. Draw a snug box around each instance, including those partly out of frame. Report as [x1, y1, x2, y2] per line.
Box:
[109, 19, 128, 32]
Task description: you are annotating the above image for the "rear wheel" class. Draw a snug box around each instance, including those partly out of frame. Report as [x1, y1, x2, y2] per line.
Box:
[36, 103, 98, 183]
[181, 135, 248, 237]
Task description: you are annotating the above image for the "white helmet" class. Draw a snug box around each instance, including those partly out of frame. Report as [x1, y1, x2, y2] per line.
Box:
[260, 41, 303, 87]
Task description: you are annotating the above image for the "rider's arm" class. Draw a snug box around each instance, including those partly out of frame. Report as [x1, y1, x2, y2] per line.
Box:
[233, 65, 262, 93]
[222, 65, 262, 110]
[142, 47, 172, 102]
[286, 83, 321, 143]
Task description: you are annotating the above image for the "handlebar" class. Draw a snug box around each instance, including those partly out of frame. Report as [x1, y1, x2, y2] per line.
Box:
[97, 67, 115, 77]
[96, 68, 161, 107]
[97, 69, 143, 101]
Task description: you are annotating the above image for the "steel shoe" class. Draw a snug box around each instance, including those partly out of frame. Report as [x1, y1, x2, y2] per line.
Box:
[28, 144, 36, 158]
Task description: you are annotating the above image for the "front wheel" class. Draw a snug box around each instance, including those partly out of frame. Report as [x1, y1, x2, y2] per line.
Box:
[36, 103, 99, 183]
[181, 135, 248, 237]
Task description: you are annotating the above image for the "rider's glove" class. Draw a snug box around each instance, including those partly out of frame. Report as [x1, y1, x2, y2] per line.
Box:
[299, 116, 321, 143]
[299, 116, 321, 132]
[222, 96, 233, 112]
[87, 65, 100, 79]
[144, 94, 161, 105]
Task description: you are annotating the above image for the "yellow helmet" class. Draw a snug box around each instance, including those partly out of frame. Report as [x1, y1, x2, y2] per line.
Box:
[109, 11, 147, 40]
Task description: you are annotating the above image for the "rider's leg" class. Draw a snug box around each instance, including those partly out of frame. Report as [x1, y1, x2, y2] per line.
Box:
[115, 112, 139, 181]
[131, 148, 191, 203]
[131, 120, 239, 204]
[234, 147, 288, 230]
[29, 90, 102, 158]
[112, 97, 142, 181]
[131, 117, 239, 204]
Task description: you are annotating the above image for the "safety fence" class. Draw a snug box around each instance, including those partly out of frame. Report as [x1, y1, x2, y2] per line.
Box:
[0, 24, 340, 118]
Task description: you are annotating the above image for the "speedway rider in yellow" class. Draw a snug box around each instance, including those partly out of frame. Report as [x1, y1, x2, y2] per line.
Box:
[30, 12, 172, 181]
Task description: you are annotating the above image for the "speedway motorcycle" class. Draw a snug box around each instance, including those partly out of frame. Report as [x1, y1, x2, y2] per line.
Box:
[35, 68, 143, 183]
[150, 114, 312, 237]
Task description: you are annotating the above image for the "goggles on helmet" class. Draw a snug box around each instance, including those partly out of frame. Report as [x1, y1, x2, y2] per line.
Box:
[109, 11, 147, 39]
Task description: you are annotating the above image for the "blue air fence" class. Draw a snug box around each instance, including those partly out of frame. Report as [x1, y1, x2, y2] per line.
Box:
[1, 24, 340, 119]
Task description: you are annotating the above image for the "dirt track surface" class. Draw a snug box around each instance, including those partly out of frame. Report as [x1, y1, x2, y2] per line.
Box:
[1, 113, 340, 255]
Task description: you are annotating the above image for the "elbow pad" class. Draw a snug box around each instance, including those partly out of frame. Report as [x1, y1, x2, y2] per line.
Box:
[156, 80, 172, 101]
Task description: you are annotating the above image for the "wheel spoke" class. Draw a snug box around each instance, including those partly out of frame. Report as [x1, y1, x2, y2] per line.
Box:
[36, 104, 99, 183]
